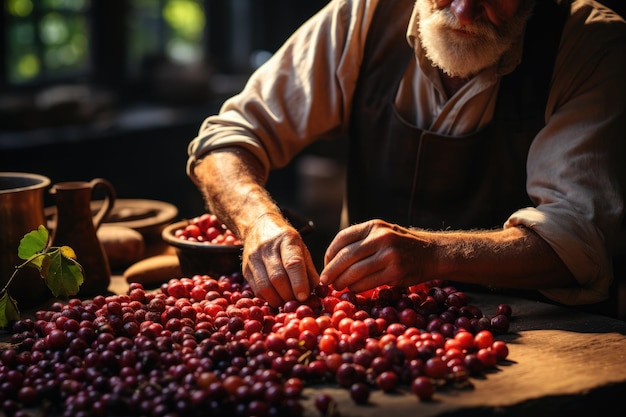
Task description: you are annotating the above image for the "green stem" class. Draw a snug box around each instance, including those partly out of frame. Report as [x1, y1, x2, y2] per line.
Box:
[1, 254, 44, 294]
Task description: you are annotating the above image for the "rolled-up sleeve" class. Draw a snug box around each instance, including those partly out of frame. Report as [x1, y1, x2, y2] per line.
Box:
[186, 0, 378, 184]
[505, 5, 626, 305]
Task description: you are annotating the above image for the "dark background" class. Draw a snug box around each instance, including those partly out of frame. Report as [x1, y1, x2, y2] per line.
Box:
[0, 1, 336, 218]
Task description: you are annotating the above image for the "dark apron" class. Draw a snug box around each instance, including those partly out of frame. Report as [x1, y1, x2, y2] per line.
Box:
[346, 0, 569, 230]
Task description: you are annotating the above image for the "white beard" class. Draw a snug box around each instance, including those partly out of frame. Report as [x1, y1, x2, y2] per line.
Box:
[416, 0, 534, 78]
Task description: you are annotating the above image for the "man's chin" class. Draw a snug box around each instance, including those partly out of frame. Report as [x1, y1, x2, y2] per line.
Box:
[422, 33, 498, 78]
[429, 53, 495, 79]
[438, 62, 491, 79]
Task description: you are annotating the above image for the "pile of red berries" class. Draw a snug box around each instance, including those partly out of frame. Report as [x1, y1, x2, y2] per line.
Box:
[173, 213, 242, 246]
[0, 274, 512, 417]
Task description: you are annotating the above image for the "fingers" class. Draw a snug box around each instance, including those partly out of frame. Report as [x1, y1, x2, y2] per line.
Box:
[343, 264, 394, 294]
[306, 254, 321, 292]
[243, 232, 319, 308]
[320, 220, 419, 293]
[320, 246, 383, 291]
[320, 222, 372, 288]
[242, 254, 285, 308]
[282, 241, 320, 301]
[323, 223, 369, 266]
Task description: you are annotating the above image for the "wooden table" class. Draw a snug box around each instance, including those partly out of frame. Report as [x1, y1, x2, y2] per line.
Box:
[2, 277, 626, 417]
[298, 290, 626, 417]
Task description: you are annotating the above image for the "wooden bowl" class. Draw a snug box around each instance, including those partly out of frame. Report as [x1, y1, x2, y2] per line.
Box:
[161, 220, 243, 278]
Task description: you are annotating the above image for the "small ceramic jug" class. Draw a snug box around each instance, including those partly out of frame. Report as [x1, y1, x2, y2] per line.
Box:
[0, 172, 53, 307]
[49, 178, 116, 297]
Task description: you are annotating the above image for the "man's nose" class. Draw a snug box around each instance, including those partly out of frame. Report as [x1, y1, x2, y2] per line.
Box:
[450, 0, 483, 25]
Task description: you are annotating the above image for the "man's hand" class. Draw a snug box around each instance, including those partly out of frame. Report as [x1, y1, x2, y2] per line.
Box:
[192, 149, 320, 308]
[320, 220, 579, 296]
[320, 219, 428, 293]
[241, 212, 319, 308]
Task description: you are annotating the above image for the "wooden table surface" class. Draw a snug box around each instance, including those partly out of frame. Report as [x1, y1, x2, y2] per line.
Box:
[297, 289, 626, 416]
[2, 276, 625, 417]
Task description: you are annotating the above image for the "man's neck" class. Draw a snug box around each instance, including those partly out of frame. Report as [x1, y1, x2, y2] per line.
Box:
[440, 71, 471, 97]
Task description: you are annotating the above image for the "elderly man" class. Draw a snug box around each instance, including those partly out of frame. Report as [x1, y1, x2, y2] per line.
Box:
[186, 0, 626, 312]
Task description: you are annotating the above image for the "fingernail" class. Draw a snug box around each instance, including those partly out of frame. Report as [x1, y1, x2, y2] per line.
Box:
[297, 292, 308, 301]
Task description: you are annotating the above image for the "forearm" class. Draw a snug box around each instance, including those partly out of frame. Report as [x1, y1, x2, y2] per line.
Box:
[416, 225, 578, 290]
[193, 147, 319, 305]
[192, 147, 287, 240]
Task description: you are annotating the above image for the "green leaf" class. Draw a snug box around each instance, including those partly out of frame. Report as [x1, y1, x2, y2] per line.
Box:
[4, 226, 85, 323]
[25, 253, 48, 272]
[42, 249, 84, 298]
[18, 225, 49, 260]
[0, 292, 21, 329]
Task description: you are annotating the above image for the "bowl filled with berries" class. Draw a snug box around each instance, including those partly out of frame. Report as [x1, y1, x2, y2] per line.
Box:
[162, 208, 314, 279]
[161, 213, 243, 279]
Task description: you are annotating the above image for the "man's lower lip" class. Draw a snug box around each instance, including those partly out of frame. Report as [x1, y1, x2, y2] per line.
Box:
[451, 28, 475, 37]
[450, 28, 476, 38]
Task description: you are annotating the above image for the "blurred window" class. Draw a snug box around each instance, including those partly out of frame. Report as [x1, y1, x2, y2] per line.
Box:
[1, 0, 328, 103]
[127, 0, 205, 75]
[3, 0, 206, 87]
[5, 0, 91, 85]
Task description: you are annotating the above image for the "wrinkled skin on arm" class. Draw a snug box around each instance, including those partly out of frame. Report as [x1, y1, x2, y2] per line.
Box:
[193, 148, 319, 308]
[320, 219, 577, 294]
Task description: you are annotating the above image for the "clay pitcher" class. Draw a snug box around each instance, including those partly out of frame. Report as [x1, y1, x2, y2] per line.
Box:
[0, 172, 53, 307]
[49, 178, 116, 297]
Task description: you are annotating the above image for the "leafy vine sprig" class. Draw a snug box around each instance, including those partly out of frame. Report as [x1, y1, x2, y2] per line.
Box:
[0, 225, 84, 329]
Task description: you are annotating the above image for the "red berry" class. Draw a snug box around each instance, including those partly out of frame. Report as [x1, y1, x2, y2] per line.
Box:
[376, 370, 399, 392]
[314, 393, 334, 414]
[474, 330, 494, 350]
[184, 224, 202, 238]
[411, 376, 435, 400]
[495, 303, 512, 317]
[491, 340, 509, 361]
[490, 314, 510, 334]
[477, 347, 498, 368]
[349, 382, 370, 404]
[424, 356, 447, 379]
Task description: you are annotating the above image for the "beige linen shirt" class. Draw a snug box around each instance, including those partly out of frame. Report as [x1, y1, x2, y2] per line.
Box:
[188, 0, 626, 305]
